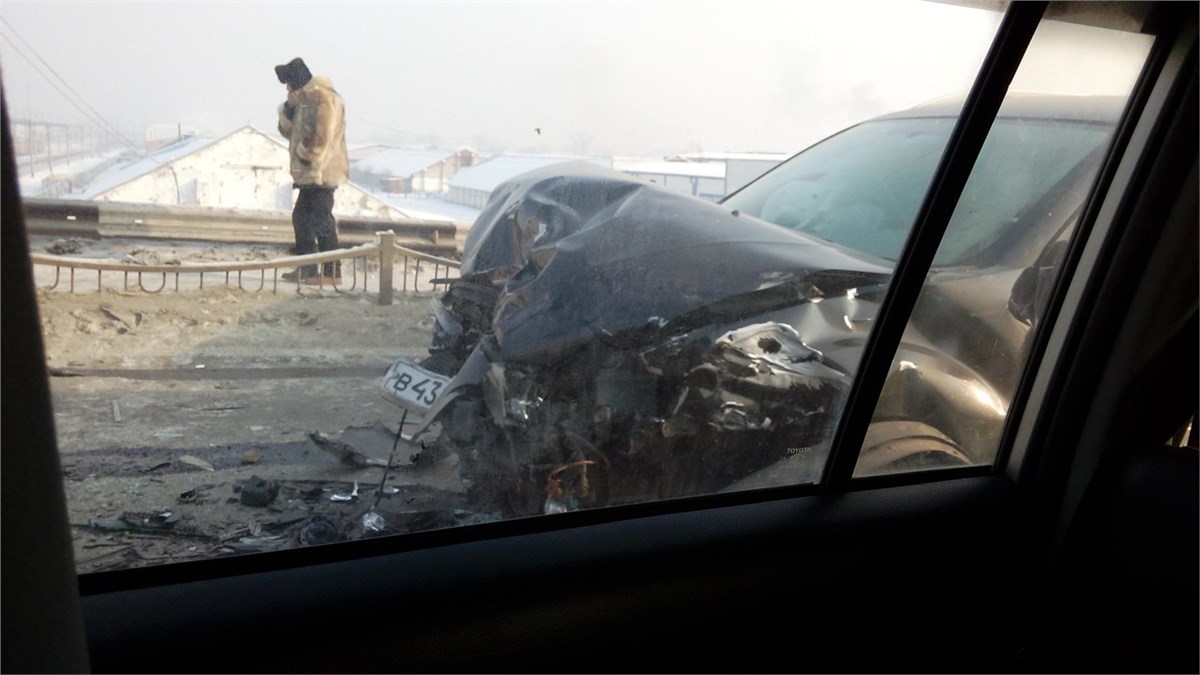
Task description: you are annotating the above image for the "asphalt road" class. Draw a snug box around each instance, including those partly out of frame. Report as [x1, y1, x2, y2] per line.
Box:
[36, 277, 473, 573]
[53, 369, 475, 573]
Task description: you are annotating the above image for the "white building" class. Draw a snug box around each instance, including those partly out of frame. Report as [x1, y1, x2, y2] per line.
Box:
[616, 159, 727, 202]
[676, 152, 789, 196]
[350, 148, 478, 196]
[446, 155, 612, 209]
[73, 125, 411, 220]
[347, 143, 391, 163]
[444, 151, 786, 211]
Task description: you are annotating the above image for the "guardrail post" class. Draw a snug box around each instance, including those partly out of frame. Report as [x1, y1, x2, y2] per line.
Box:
[378, 230, 395, 306]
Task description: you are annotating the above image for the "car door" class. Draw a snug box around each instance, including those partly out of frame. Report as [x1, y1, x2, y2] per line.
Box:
[2, 2, 1195, 672]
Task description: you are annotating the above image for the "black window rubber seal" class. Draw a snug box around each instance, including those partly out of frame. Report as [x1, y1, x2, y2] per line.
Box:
[821, 1, 1048, 489]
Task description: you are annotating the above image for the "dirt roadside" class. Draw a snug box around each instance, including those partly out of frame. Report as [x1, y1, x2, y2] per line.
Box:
[34, 248, 481, 573]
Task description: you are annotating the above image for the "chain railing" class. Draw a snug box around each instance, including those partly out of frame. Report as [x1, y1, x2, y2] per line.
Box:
[30, 231, 461, 305]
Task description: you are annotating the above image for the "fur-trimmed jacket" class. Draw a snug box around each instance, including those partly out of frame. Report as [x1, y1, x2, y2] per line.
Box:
[277, 75, 349, 188]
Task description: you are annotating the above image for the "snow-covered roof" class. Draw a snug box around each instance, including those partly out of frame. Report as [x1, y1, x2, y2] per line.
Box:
[18, 150, 125, 197]
[74, 125, 288, 200]
[677, 152, 791, 162]
[621, 161, 725, 179]
[76, 135, 219, 199]
[450, 155, 611, 193]
[347, 143, 390, 161]
[381, 194, 481, 224]
[354, 148, 460, 178]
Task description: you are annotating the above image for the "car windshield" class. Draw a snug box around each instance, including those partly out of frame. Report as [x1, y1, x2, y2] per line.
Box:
[722, 115, 1113, 265]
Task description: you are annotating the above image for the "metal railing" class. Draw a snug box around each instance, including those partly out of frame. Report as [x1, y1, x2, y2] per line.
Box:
[30, 231, 461, 305]
[22, 197, 466, 256]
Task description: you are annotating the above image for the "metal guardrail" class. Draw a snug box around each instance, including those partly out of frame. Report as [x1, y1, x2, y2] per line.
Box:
[30, 232, 461, 306]
[22, 197, 466, 256]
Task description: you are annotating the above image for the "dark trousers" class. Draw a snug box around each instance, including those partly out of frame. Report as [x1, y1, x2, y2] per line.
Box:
[292, 186, 339, 276]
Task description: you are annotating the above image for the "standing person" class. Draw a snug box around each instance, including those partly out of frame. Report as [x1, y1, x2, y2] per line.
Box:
[275, 57, 349, 283]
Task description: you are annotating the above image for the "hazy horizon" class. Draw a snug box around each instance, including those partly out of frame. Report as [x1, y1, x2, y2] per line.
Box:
[1, 1, 1147, 159]
[1, 1, 1012, 157]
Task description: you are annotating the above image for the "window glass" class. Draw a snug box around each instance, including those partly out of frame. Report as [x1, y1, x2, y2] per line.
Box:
[724, 117, 955, 261]
[724, 117, 1113, 266]
[0, 0, 1012, 572]
[853, 16, 1154, 478]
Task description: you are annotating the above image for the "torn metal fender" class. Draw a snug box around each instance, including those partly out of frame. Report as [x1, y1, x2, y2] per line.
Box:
[408, 345, 502, 440]
[873, 351, 1009, 463]
[430, 296, 464, 339]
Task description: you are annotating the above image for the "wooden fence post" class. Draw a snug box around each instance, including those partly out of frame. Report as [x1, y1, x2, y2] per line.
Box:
[378, 230, 395, 306]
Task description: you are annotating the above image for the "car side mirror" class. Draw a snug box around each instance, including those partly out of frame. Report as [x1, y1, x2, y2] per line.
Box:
[1009, 239, 1070, 326]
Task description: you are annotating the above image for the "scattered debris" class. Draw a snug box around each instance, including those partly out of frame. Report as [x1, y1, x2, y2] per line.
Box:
[81, 540, 128, 549]
[299, 516, 340, 546]
[45, 279, 485, 571]
[179, 455, 215, 472]
[78, 511, 214, 541]
[239, 476, 279, 507]
[83, 519, 131, 533]
[309, 431, 391, 468]
[451, 509, 505, 527]
[289, 485, 326, 502]
[45, 238, 84, 255]
[77, 545, 135, 566]
[111, 400, 122, 423]
[202, 403, 248, 412]
[263, 509, 310, 531]
[122, 247, 180, 266]
[220, 535, 288, 554]
[347, 419, 415, 460]
[309, 420, 417, 471]
[99, 306, 142, 330]
[391, 510, 455, 533]
[177, 484, 214, 504]
[362, 511, 386, 533]
[331, 481, 359, 502]
[121, 510, 180, 530]
[140, 460, 172, 473]
[220, 525, 252, 542]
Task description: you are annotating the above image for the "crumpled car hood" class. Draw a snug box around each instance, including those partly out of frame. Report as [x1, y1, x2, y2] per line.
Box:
[461, 162, 892, 363]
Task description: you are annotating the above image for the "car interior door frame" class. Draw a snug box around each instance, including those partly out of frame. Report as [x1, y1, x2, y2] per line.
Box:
[2, 2, 1195, 672]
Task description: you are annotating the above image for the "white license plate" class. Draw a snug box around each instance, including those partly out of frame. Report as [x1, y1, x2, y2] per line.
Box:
[380, 358, 450, 412]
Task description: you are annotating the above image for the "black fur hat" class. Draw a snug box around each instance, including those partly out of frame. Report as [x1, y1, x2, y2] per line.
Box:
[275, 58, 313, 88]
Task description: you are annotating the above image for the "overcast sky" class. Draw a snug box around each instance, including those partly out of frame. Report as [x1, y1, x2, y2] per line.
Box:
[0, 1, 1149, 157]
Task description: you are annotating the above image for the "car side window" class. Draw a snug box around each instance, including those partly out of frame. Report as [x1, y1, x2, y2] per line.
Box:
[853, 16, 1154, 478]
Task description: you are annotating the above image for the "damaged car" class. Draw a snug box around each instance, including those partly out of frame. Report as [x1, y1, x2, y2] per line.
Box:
[383, 93, 1125, 516]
